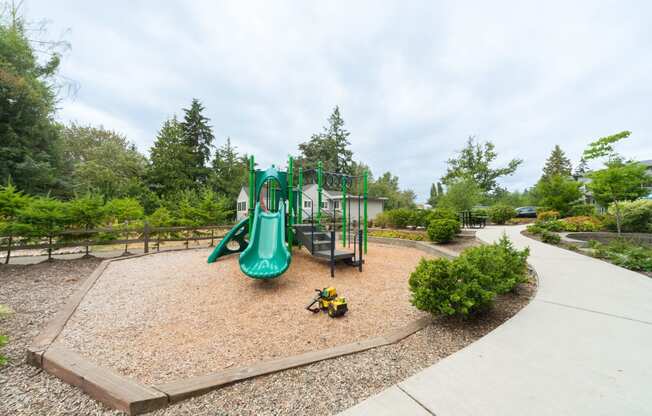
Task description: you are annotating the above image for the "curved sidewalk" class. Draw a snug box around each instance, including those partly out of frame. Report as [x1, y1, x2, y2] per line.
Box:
[339, 225, 652, 416]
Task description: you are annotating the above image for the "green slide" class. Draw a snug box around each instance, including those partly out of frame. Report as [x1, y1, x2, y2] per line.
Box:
[238, 200, 291, 279]
[207, 217, 249, 263]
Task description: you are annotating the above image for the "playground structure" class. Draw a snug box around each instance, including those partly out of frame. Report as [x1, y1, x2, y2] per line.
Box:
[208, 155, 369, 278]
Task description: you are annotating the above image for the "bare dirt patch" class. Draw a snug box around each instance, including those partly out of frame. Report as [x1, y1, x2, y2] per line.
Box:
[57, 244, 435, 384]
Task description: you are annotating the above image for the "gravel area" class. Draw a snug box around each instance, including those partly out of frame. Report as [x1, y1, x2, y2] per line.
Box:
[1, 243, 535, 415]
[58, 244, 433, 384]
[0, 258, 122, 416]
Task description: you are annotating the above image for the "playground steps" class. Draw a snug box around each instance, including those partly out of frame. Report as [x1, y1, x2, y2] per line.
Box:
[292, 224, 355, 262]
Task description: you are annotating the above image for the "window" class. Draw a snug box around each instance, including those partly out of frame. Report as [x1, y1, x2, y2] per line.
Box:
[304, 201, 312, 208]
[333, 200, 340, 209]
[237, 201, 246, 211]
[321, 201, 328, 209]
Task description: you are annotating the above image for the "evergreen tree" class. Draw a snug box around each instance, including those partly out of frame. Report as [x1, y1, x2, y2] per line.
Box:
[148, 117, 195, 195]
[0, 5, 68, 195]
[542, 145, 572, 179]
[181, 99, 215, 185]
[427, 182, 444, 206]
[209, 138, 248, 202]
[298, 106, 353, 174]
[573, 158, 588, 179]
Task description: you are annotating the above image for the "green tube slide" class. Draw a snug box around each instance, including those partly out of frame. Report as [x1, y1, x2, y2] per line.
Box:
[238, 200, 291, 279]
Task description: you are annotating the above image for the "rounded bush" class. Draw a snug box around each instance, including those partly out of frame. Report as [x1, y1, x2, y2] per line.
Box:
[558, 216, 603, 232]
[408, 235, 530, 317]
[541, 230, 561, 245]
[488, 205, 516, 225]
[427, 218, 460, 243]
[608, 200, 652, 233]
[429, 207, 459, 221]
[537, 210, 560, 221]
[386, 208, 413, 228]
[374, 212, 390, 228]
[568, 204, 596, 217]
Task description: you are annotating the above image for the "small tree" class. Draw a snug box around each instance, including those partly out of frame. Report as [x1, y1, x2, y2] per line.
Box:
[104, 198, 144, 224]
[582, 131, 648, 234]
[437, 177, 482, 212]
[587, 161, 648, 234]
[18, 197, 69, 260]
[533, 174, 582, 217]
[0, 182, 31, 263]
[542, 145, 572, 179]
[68, 194, 106, 256]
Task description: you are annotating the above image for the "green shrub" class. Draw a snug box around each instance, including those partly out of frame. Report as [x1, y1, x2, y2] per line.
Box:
[458, 235, 530, 294]
[409, 257, 495, 317]
[541, 230, 561, 244]
[409, 209, 431, 228]
[408, 235, 530, 317]
[592, 240, 652, 271]
[608, 200, 652, 233]
[386, 208, 413, 228]
[535, 219, 565, 232]
[569, 204, 596, 217]
[427, 219, 460, 243]
[526, 224, 544, 235]
[488, 205, 516, 225]
[374, 212, 390, 228]
[558, 216, 603, 232]
[537, 210, 560, 221]
[429, 208, 459, 221]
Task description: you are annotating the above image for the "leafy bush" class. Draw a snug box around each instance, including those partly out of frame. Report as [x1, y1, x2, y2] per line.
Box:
[385, 208, 413, 228]
[409, 257, 495, 317]
[569, 204, 596, 217]
[457, 235, 530, 294]
[0, 304, 12, 366]
[607, 200, 652, 233]
[537, 210, 560, 221]
[591, 240, 652, 271]
[488, 205, 516, 225]
[369, 230, 426, 241]
[374, 212, 390, 228]
[558, 216, 603, 232]
[526, 224, 544, 235]
[429, 208, 459, 221]
[427, 219, 460, 243]
[409, 209, 432, 228]
[541, 230, 561, 244]
[408, 235, 529, 317]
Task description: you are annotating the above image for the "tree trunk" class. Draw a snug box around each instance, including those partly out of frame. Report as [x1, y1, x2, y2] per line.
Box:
[614, 201, 622, 235]
[4, 234, 12, 265]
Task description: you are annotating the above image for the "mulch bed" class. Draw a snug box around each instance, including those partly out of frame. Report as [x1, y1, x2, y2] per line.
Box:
[1, 241, 535, 416]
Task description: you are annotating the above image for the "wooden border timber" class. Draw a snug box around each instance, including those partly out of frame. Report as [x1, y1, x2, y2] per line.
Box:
[27, 242, 447, 414]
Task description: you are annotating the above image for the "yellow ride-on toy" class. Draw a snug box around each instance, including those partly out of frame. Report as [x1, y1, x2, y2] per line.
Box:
[306, 287, 348, 318]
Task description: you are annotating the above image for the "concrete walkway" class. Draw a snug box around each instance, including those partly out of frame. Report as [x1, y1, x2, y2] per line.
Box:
[340, 225, 652, 416]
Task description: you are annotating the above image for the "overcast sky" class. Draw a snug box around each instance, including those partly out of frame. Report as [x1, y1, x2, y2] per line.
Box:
[27, 1, 652, 201]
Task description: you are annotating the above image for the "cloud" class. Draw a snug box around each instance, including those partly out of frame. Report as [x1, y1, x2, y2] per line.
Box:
[27, 0, 652, 200]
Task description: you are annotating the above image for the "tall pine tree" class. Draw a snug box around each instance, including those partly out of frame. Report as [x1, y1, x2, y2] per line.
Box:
[181, 99, 215, 185]
[542, 145, 572, 179]
[148, 116, 194, 195]
[298, 106, 353, 174]
[210, 137, 248, 202]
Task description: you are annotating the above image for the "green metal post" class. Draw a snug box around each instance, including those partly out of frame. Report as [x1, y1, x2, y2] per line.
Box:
[249, 156, 255, 233]
[363, 170, 368, 253]
[341, 178, 346, 246]
[317, 161, 323, 225]
[287, 156, 293, 250]
[298, 167, 303, 224]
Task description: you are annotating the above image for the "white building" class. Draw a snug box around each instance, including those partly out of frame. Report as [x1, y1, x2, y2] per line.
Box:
[236, 184, 387, 222]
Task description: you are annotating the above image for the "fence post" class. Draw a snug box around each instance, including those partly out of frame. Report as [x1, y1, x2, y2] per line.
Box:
[330, 230, 335, 278]
[48, 233, 53, 261]
[210, 228, 215, 247]
[143, 221, 150, 254]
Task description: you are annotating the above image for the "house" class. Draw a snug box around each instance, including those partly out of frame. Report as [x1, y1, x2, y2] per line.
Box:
[236, 184, 387, 222]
